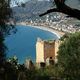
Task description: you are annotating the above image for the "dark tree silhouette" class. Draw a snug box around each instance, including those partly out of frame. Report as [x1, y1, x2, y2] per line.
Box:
[0, 0, 16, 79]
[0, 0, 16, 36]
[39, 0, 80, 20]
[0, 0, 13, 62]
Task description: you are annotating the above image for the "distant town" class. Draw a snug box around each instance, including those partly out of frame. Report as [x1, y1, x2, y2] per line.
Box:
[17, 13, 80, 34]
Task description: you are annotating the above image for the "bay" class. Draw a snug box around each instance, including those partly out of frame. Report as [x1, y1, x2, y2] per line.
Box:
[5, 25, 58, 63]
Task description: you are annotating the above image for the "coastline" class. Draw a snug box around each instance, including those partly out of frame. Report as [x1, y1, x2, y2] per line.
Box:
[16, 22, 65, 39]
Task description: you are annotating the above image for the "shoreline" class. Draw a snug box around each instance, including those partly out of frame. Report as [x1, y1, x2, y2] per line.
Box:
[16, 22, 65, 39]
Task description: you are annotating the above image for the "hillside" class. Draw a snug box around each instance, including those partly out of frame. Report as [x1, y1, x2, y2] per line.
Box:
[12, 0, 54, 22]
[12, 0, 80, 22]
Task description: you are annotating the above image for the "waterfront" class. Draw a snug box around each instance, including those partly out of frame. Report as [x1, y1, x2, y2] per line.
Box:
[4, 25, 59, 63]
[17, 22, 65, 38]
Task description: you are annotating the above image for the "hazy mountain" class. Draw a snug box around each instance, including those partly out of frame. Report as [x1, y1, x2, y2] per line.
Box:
[12, 0, 53, 22]
[65, 0, 80, 10]
[12, 0, 80, 22]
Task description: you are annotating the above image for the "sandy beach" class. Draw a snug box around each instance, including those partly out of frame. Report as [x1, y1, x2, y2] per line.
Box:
[17, 22, 65, 38]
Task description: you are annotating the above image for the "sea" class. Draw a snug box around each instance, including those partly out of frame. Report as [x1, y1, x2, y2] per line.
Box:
[4, 25, 59, 63]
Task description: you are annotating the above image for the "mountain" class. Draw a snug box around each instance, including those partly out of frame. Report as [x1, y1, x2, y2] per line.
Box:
[12, 0, 53, 22]
[65, 0, 80, 10]
[12, 0, 80, 22]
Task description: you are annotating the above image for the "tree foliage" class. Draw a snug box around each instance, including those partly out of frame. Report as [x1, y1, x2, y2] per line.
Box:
[0, 0, 17, 79]
[0, 0, 14, 64]
[0, 0, 16, 60]
[0, 34, 6, 63]
[0, 0, 15, 36]
[57, 32, 80, 79]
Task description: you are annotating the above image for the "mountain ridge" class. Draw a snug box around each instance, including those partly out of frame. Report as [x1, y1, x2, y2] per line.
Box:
[12, 0, 54, 22]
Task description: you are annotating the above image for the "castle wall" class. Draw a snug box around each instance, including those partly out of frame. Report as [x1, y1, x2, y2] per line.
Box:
[44, 41, 55, 62]
[36, 38, 60, 64]
[36, 40, 45, 63]
[54, 40, 60, 63]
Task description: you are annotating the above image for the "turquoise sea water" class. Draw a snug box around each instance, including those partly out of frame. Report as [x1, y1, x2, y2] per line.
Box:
[5, 25, 58, 63]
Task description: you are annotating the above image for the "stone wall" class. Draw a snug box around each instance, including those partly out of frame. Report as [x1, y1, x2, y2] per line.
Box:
[36, 38, 60, 66]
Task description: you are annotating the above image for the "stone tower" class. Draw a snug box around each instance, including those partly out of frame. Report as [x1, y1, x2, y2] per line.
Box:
[36, 38, 60, 65]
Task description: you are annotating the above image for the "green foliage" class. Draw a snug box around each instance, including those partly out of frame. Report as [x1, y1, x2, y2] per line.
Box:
[60, 33, 71, 41]
[0, 0, 16, 77]
[35, 64, 62, 80]
[0, 34, 6, 62]
[57, 32, 80, 80]
[4, 62, 18, 80]
[7, 56, 19, 69]
[0, 0, 15, 60]
[0, 0, 16, 36]
[0, 0, 13, 78]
